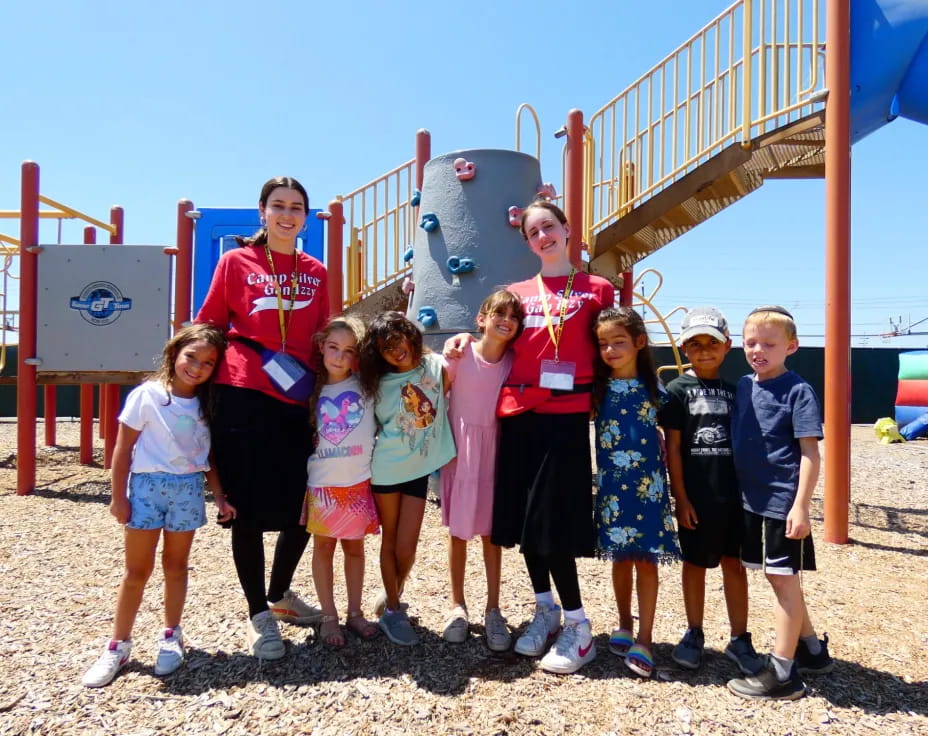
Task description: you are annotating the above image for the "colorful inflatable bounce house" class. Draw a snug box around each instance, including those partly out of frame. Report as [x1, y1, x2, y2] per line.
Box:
[895, 350, 928, 440]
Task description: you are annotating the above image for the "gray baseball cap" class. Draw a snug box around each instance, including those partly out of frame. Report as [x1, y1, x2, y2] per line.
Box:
[678, 306, 730, 345]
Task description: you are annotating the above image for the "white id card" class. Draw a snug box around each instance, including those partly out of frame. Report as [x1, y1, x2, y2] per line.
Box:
[263, 351, 306, 392]
[539, 359, 576, 390]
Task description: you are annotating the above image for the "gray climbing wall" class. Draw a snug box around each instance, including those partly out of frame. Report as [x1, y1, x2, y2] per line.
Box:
[406, 149, 544, 342]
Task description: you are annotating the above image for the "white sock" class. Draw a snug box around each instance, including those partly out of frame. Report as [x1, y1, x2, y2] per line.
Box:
[534, 591, 555, 608]
[564, 607, 586, 624]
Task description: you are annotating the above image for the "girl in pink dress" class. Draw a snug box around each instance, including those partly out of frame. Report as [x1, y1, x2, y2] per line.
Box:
[440, 290, 524, 651]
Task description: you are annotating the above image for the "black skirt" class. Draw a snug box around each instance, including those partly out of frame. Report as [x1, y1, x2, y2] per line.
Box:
[210, 384, 312, 531]
[491, 411, 595, 558]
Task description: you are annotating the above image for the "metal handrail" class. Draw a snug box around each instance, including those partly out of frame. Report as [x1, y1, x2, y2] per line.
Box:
[585, 0, 825, 245]
[515, 103, 542, 162]
[339, 159, 416, 306]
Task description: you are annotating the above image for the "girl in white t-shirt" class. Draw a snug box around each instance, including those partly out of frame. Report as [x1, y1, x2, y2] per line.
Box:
[304, 316, 380, 647]
[82, 324, 234, 688]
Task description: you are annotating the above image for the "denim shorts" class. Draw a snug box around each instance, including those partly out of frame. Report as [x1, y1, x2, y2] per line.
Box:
[127, 472, 207, 532]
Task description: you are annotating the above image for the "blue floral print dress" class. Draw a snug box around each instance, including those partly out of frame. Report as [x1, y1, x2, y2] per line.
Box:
[595, 378, 679, 563]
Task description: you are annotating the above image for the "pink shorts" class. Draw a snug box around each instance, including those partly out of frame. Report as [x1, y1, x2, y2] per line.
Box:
[302, 479, 380, 540]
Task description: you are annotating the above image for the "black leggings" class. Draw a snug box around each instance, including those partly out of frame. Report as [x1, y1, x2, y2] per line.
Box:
[523, 552, 582, 611]
[231, 525, 310, 618]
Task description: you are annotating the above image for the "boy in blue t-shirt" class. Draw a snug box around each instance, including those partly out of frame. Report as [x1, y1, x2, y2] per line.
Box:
[727, 306, 833, 701]
[660, 307, 763, 677]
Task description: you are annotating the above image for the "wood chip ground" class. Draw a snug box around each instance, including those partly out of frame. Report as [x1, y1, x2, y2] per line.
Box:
[0, 422, 925, 735]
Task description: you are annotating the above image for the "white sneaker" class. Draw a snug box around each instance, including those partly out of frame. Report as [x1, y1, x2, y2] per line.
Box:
[154, 626, 185, 676]
[540, 619, 596, 674]
[268, 589, 322, 625]
[247, 610, 286, 660]
[484, 608, 512, 652]
[82, 640, 132, 688]
[514, 603, 562, 657]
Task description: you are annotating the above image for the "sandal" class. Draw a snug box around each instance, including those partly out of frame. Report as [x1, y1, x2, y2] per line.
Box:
[609, 627, 634, 656]
[625, 643, 654, 678]
[318, 615, 346, 648]
[346, 611, 379, 640]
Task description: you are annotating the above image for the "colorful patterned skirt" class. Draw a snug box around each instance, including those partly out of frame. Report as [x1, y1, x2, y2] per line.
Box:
[302, 479, 380, 540]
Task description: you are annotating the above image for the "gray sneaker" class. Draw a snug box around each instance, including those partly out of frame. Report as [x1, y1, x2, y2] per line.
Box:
[672, 627, 705, 670]
[442, 605, 469, 643]
[726, 632, 764, 675]
[514, 603, 562, 657]
[483, 608, 512, 652]
[379, 609, 419, 646]
[247, 610, 286, 660]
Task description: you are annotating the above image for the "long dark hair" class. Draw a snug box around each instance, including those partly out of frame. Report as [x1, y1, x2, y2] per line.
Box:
[358, 311, 425, 400]
[151, 323, 227, 421]
[235, 176, 310, 248]
[592, 307, 660, 408]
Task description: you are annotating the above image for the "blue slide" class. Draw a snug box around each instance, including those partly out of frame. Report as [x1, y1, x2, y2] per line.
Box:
[851, 0, 928, 142]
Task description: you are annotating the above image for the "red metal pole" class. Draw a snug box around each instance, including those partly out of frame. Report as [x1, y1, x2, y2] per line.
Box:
[80, 226, 97, 465]
[323, 201, 344, 314]
[415, 129, 430, 191]
[17, 162, 39, 495]
[103, 206, 124, 470]
[565, 109, 585, 268]
[823, 0, 851, 543]
[174, 199, 194, 329]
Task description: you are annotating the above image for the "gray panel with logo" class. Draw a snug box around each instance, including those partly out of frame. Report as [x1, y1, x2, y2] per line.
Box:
[36, 244, 171, 371]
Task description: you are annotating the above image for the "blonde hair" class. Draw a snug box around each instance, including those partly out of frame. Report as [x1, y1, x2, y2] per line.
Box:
[309, 314, 367, 438]
[744, 306, 797, 341]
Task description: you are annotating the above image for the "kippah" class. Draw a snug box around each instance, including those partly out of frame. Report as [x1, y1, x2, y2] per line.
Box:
[748, 305, 794, 320]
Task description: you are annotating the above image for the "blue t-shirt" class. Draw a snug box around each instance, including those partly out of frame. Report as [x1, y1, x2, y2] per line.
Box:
[731, 370, 823, 520]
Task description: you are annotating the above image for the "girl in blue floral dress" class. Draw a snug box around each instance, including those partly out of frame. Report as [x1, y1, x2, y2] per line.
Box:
[593, 307, 679, 678]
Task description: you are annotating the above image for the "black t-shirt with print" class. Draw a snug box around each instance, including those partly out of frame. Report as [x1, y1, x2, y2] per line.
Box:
[659, 374, 739, 507]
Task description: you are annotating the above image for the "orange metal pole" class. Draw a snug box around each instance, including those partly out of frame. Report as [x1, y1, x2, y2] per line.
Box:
[174, 199, 194, 329]
[80, 226, 97, 465]
[43, 385, 56, 446]
[17, 162, 39, 495]
[823, 0, 851, 543]
[323, 200, 344, 314]
[619, 162, 636, 306]
[565, 109, 585, 268]
[103, 206, 124, 470]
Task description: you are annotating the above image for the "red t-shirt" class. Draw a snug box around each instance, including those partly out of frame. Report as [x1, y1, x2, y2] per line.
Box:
[501, 271, 614, 415]
[195, 246, 330, 404]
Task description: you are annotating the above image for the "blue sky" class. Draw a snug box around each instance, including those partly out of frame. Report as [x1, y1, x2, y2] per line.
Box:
[2, 0, 926, 348]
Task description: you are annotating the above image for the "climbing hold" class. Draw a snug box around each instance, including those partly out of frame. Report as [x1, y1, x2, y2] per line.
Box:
[446, 256, 475, 274]
[508, 206, 523, 227]
[420, 213, 439, 232]
[453, 158, 476, 181]
[402, 276, 415, 295]
[411, 189, 421, 207]
[418, 306, 438, 328]
[536, 182, 557, 200]
[403, 246, 414, 263]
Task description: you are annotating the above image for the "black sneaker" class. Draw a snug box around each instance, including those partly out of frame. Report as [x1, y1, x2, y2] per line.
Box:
[725, 632, 764, 675]
[671, 627, 704, 670]
[727, 657, 806, 701]
[795, 633, 834, 675]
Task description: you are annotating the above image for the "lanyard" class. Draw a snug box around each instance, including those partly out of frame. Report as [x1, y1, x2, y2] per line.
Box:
[536, 268, 576, 362]
[263, 245, 298, 350]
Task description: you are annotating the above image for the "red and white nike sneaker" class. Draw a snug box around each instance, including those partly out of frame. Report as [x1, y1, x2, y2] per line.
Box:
[540, 619, 596, 674]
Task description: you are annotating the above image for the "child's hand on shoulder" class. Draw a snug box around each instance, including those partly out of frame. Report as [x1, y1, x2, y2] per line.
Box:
[443, 332, 474, 360]
[214, 494, 237, 524]
[109, 496, 130, 525]
[785, 504, 811, 539]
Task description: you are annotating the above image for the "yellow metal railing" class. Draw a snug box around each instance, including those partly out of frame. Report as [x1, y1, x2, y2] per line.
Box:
[630, 268, 689, 378]
[585, 0, 825, 244]
[340, 159, 417, 306]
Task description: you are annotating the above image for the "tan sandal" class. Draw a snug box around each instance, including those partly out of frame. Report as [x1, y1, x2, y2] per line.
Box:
[346, 610, 379, 640]
[318, 615, 345, 648]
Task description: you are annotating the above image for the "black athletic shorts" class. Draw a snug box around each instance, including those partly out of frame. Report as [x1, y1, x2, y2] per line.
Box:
[741, 510, 816, 575]
[371, 475, 429, 500]
[678, 502, 742, 568]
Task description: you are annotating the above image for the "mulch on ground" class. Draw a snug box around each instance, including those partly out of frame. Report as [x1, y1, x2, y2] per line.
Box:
[0, 422, 925, 735]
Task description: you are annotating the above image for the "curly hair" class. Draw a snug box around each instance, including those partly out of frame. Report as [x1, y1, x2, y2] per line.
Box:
[591, 307, 660, 409]
[358, 311, 426, 400]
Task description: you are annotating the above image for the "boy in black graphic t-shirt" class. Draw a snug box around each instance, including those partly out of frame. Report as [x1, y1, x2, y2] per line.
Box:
[659, 307, 763, 677]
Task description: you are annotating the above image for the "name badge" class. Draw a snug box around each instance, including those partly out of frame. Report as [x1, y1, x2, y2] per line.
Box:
[539, 359, 576, 391]
[263, 351, 307, 392]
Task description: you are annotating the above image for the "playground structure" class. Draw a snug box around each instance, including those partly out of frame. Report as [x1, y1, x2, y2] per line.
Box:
[7, 0, 928, 548]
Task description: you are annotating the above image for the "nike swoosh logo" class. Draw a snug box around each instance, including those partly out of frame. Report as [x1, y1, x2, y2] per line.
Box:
[579, 641, 593, 657]
[766, 555, 791, 566]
